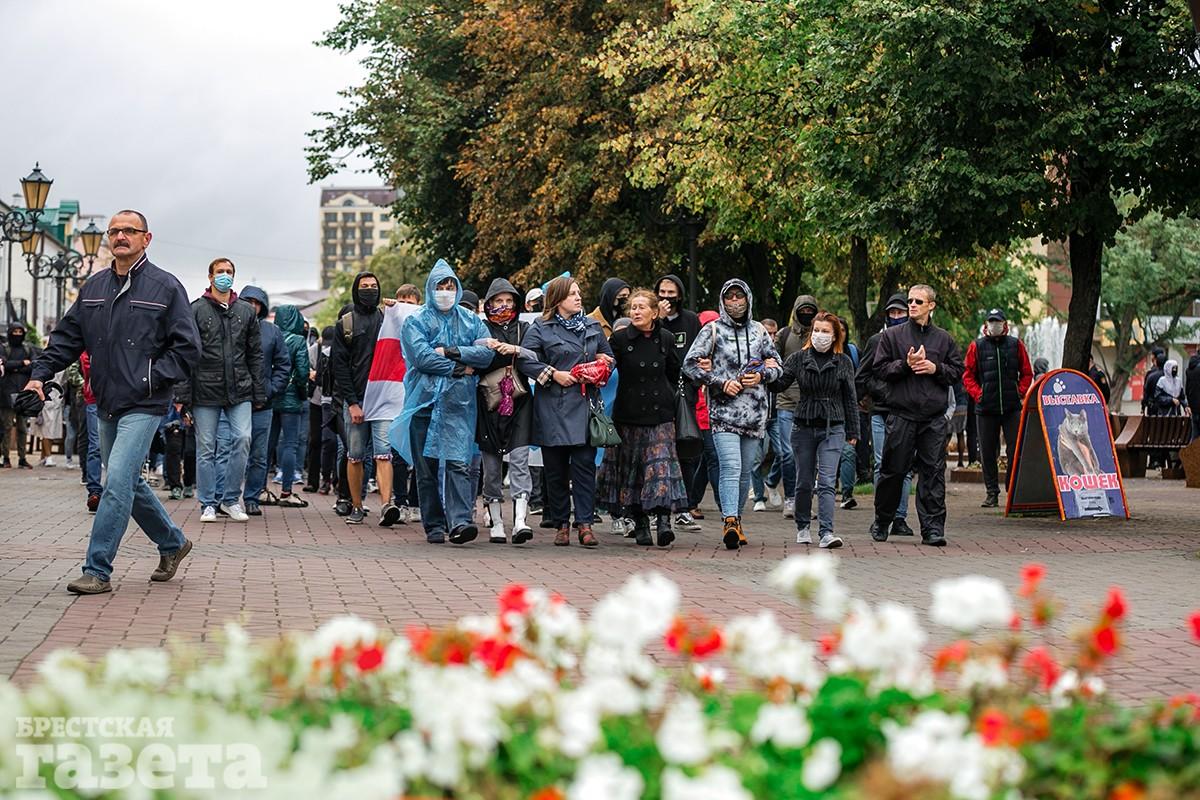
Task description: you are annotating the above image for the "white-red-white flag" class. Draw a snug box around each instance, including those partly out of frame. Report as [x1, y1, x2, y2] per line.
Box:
[363, 302, 420, 422]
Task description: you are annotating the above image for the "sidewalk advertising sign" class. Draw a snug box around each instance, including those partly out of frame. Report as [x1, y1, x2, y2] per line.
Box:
[1006, 369, 1129, 520]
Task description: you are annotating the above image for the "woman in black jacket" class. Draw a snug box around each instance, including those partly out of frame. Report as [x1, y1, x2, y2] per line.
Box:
[597, 290, 689, 547]
[769, 311, 859, 549]
[476, 278, 535, 545]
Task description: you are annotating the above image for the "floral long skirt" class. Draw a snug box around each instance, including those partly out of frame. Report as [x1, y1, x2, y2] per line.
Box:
[597, 421, 689, 516]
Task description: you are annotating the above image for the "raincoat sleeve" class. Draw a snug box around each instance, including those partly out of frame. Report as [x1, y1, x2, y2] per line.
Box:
[683, 324, 720, 387]
[401, 314, 456, 377]
[454, 316, 496, 369]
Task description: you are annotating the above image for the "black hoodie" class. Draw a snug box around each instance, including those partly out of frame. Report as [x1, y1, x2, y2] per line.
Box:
[655, 273, 702, 362]
[1, 322, 39, 408]
[1186, 353, 1200, 416]
[330, 271, 384, 406]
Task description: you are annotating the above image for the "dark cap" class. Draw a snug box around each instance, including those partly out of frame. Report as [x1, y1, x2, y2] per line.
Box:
[986, 308, 1006, 321]
[884, 293, 908, 313]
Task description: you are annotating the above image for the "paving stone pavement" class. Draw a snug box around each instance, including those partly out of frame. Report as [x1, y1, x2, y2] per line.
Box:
[1, 465, 1197, 703]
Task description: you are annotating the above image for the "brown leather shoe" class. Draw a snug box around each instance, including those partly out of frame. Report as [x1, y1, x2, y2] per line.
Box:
[722, 517, 740, 550]
[735, 517, 748, 547]
[577, 525, 599, 548]
[554, 526, 570, 546]
[67, 574, 112, 595]
[151, 539, 193, 582]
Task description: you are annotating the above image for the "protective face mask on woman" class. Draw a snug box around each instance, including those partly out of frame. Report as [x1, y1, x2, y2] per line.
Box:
[434, 290, 457, 311]
[985, 321, 1005, 337]
[810, 332, 834, 353]
[725, 298, 748, 318]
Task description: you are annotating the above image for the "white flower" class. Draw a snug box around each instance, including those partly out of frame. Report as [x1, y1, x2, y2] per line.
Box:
[838, 600, 929, 691]
[750, 702, 812, 749]
[555, 687, 602, 758]
[884, 710, 1025, 800]
[662, 765, 753, 800]
[930, 576, 1014, 633]
[103, 648, 170, 688]
[589, 572, 679, 651]
[958, 656, 1010, 692]
[34, 649, 90, 702]
[725, 612, 823, 688]
[802, 738, 843, 791]
[297, 615, 380, 676]
[769, 553, 849, 621]
[568, 753, 644, 800]
[656, 694, 711, 765]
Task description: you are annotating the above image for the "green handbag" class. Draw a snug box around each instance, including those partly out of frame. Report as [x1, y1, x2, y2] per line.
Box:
[587, 392, 621, 448]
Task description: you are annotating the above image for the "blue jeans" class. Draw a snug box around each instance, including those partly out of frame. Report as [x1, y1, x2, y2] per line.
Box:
[871, 413, 910, 520]
[84, 403, 103, 496]
[194, 402, 252, 509]
[410, 411, 473, 537]
[793, 422, 846, 537]
[712, 432, 759, 518]
[239, 408, 274, 503]
[750, 434, 769, 502]
[838, 440, 857, 499]
[276, 411, 303, 493]
[86, 412, 186, 581]
[766, 410, 796, 498]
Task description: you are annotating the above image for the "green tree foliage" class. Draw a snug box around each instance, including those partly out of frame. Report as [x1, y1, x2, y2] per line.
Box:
[1100, 211, 1200, 400]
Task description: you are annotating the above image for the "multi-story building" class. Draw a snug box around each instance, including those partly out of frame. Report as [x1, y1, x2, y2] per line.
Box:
[318, 187, 397, 288]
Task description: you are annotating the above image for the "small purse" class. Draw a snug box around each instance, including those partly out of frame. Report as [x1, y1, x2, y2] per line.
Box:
[587, 392, 621, 448]
[479, 357, 528, 412]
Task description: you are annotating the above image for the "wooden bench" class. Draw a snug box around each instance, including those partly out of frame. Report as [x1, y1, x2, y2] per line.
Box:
[1114, 415, 1192, 478]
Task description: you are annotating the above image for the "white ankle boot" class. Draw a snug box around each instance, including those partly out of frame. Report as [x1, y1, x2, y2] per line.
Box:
[488, 501, 506, 542]
[512, 496, 533, 544]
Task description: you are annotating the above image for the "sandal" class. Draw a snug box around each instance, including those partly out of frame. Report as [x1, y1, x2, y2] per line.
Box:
[577, 526, 598, 548]
[554, 526, 570, 546]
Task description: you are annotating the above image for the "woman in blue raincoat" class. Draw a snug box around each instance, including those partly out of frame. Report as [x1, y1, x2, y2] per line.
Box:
[392, 260, 498, 545]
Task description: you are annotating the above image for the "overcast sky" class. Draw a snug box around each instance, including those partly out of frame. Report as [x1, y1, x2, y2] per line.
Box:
[0, 0, 380, 299]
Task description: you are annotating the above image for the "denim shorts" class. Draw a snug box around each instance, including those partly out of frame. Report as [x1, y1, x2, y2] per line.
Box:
[343, 408, 392, 462]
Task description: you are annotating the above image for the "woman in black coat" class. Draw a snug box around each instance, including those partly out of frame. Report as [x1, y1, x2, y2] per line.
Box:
[476, 278, 535, 544]
[596, 290, 689, 547]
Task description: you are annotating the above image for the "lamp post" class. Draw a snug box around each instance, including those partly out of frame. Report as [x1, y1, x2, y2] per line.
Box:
[1, 163, 53, 324]
[26, 248, 85, 325]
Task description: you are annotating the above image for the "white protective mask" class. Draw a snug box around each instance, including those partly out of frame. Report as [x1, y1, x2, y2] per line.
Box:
[810, 332, 834, 353]
[434, 290, 457, 312]
[986, 321, 1005, 337]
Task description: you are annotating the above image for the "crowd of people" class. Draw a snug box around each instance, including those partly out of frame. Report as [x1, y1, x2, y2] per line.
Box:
[7, 210, 1198, 595]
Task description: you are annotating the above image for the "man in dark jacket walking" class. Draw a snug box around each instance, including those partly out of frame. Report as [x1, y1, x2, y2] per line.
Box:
[1, 320, 39, 468]
[962, 308, 1033, 508]
[655, 273, 704, 531]
[27, 210, 200, 594]
[1187, 353, 1200, 441]
[855, 293, 915, 537]
[179, 258, 264, 523]
[867, 284, 964, 546]
[232, 285, 290, 515]
[771, 295, 818, 518]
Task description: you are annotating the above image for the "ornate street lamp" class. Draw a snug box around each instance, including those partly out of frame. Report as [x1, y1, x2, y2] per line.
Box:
[20, 163, 53, 214]
[79, 219, 104, 262]
[20, 230, 43, 257]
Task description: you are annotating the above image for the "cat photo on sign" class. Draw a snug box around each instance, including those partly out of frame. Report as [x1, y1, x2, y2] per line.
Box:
[1056, 408, 1101, 476]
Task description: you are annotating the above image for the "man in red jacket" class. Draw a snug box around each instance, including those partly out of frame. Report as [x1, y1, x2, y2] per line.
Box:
[962, 309, 1033, 508]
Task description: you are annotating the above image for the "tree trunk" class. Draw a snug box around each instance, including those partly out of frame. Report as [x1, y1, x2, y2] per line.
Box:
[846, 236, 870, 346]
[739, 242, 775, 319]
[1063, 229, 1104, 373]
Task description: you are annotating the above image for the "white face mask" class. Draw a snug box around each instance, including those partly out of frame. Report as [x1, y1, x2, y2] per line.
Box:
[986, 321, 1005, 337]
[810, 332, 834, 353]
[434, 290, 457, 311]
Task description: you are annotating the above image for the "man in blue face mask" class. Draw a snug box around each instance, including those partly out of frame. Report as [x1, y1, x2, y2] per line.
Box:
[175, 257, 265, 524]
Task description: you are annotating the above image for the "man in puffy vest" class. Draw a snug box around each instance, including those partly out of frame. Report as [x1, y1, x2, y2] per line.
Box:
[962, 308, 1033, 508]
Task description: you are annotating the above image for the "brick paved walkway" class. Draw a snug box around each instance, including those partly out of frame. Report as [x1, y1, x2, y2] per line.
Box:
[1, 465, 1197, 703]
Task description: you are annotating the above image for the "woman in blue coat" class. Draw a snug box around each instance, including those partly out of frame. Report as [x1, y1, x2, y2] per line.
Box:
[519, 276, 614, 548]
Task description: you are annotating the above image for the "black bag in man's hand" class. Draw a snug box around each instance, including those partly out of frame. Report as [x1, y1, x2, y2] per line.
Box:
[11, 381, 62, 417]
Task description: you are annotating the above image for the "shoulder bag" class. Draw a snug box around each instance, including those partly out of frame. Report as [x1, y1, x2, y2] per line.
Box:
[587, 389, 621, 448]
[480, 355, 529, 412]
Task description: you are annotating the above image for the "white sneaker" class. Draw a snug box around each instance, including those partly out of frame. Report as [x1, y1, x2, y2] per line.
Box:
[819, 532, 843, 549]
[398, 505, 411, 524]
[220, 503, 250, 522]
[200, 506, 218, 523]
[796, 527, 812, 544]
[782, 498, 795, 519]
[768, 487, 783, 508]
[611, 517, 629, 535]
[753, 500, 767, 512]
[367, 479, 379, 494]
[674, 512, 702, 531]
[41, 457, 55, 467]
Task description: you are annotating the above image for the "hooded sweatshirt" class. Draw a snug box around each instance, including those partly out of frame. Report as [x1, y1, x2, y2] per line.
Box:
[1, 323, 39, 407]
[656, 273, 704, 415]
[272, 305, 311, 414]
[330, 271, 384, 406]
[392, 259, 495, 465]
[682, 279, 781, 438]
[239, 285, 291, 404]
[774, 295, 818, 413]
[587, 277, 630, 338]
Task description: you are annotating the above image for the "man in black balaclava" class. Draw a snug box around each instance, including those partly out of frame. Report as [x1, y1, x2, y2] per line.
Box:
[0, 321, 40, 468]
[588, 278, 630, 339]
[655, 273, 704, 531]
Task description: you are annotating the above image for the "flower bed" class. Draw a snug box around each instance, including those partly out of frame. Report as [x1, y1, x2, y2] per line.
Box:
[2, 556, 1198, 799]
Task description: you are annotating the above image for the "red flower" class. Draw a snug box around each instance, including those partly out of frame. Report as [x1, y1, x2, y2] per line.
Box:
[1009, 613, 1022, 631]
[663, 615, 723, 660]
[355, 644, 384, 673]
[474, 637, 522, 675]
[530, 789, 565, 800]
[330, 644, 346, 664]
[406, 626, 435, 658]
[1188, 611, 1200, 641]
[1093, 625, 1120, 657]
[1019, 563, 1046, 597]
[498, 583, 531, 616]
[1109, 781, 1145, 800]
[818, 633, 841, 656]
[933, 640, 970, 673]
[664, 617, 688, 654]
[977, 707, 1010, 746]
[1021, 646, 1062, 690]
[692, 628, 724, 659]
[1103, 587, 1127, 622]
[1021, 705, 1050, 741]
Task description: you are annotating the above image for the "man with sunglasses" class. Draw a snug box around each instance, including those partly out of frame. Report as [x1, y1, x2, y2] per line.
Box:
[26, 210, 201, 594]
[866, 284, 963, 547]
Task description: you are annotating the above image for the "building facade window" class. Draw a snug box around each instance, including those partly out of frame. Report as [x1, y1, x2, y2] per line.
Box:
[324, 243, 337, 256]
[360, 227, 373, 242]
[324, 227, 337, 240]
[345, 228, 356, 240]
[324, 212, 336, 223]
[360, 212, 373, 222]
[361, 243, 374, 257]
[342, 211, 356, 222]
[342, 244, 357, 257]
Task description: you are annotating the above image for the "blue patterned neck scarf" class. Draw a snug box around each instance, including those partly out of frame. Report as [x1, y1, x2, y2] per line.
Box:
[555, 311, 588, 333]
